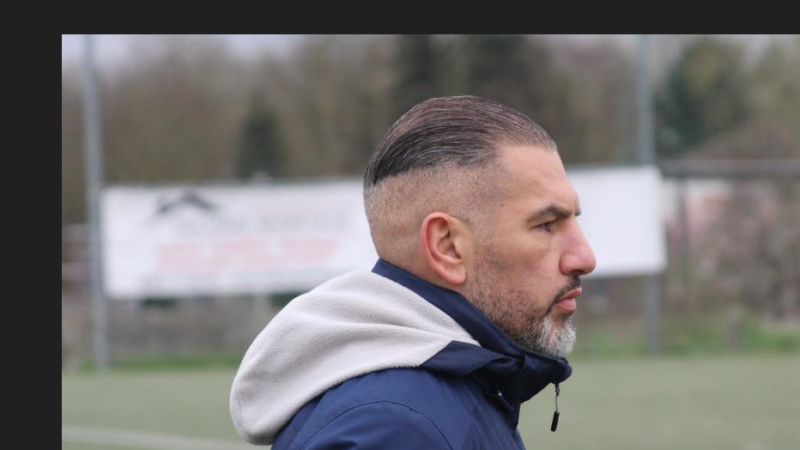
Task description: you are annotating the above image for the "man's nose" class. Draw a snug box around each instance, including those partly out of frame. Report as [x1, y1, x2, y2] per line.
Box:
[560, 223, 597, 276]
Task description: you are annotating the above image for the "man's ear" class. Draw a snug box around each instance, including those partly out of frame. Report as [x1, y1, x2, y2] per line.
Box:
[420, 212, 471, 286]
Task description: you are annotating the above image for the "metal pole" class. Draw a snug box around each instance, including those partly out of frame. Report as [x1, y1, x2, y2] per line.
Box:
[82, 34, 110, 372]
[638, 34, 660, 355]
[677, 177, 691, 310]
[637, 34, 655, 165]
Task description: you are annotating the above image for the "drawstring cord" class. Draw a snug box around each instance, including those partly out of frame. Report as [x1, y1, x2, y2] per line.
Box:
[550, 383, 560, 432]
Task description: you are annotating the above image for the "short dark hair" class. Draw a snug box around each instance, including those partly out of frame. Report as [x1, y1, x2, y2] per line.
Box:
[363, 95, 556, 192]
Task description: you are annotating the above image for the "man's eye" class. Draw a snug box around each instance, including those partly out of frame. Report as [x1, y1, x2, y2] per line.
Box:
[538, 220, 555, 232]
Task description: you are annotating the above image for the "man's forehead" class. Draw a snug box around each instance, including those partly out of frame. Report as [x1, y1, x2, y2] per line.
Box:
[495, 145, 579, 208]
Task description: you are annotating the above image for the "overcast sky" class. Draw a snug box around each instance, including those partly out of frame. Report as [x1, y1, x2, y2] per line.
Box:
[61, 35, 303, 69]
[62, 35, 784, 74]
[60, 35, 640, 67]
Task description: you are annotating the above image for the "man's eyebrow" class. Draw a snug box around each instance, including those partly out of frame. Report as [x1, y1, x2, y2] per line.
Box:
[526, 204, 581, 224]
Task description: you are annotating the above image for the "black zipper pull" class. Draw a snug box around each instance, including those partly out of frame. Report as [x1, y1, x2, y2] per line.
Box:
[550, 383, 560, 432]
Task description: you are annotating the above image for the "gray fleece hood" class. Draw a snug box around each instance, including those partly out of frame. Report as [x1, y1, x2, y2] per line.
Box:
[229, 270, 479, 445]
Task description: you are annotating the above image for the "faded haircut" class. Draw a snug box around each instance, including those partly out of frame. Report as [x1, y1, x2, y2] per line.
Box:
[363, 95, 557, 261]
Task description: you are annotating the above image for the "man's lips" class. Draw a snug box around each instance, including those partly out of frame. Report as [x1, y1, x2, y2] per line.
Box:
[553, 288, 582, 314]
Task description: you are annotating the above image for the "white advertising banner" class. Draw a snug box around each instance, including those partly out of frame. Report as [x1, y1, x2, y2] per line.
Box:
[571, 165, 666, 277]
[102, 180, 378, 299]
[102, 167, 666, 299]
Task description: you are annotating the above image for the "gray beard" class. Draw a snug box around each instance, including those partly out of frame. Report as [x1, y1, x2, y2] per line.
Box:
[515, 314, 576, 358]
[464, 272, 577, 358]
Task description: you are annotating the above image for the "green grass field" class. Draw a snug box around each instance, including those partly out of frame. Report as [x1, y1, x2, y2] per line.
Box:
[63, 354, 800, 450]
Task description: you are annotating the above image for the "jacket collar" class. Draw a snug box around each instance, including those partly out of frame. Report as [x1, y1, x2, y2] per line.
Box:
[372, 259, 572, 408]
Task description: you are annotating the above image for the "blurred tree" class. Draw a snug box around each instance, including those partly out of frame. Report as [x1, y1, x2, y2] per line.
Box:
[462, 35, 550, 116]
[751, 36, 800, 132]
[349, 37, 396, 172]
[102, 35, 248, 183]
[437, 36, 469, 96]
[550, 38, 637, 163]
[672, 37, 800, 160]
[392, 35, 439, 120]
[266, 36, 400, 177]
[234, 92, 285, 178]
[655, 36, 752, 159]
[278, 36, 360, 177]
[457, 35, 595, 164]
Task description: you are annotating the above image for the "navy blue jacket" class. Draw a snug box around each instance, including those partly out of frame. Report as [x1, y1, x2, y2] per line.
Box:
[269, 260, 572, 450]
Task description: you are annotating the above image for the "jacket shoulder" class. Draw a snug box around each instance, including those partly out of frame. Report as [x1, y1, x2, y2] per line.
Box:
[274, 368, 486, 450]
[299, 400, 453, 450]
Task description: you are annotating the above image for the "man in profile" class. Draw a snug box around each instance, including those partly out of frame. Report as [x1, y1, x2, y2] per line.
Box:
[231, 95, 596, 449]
